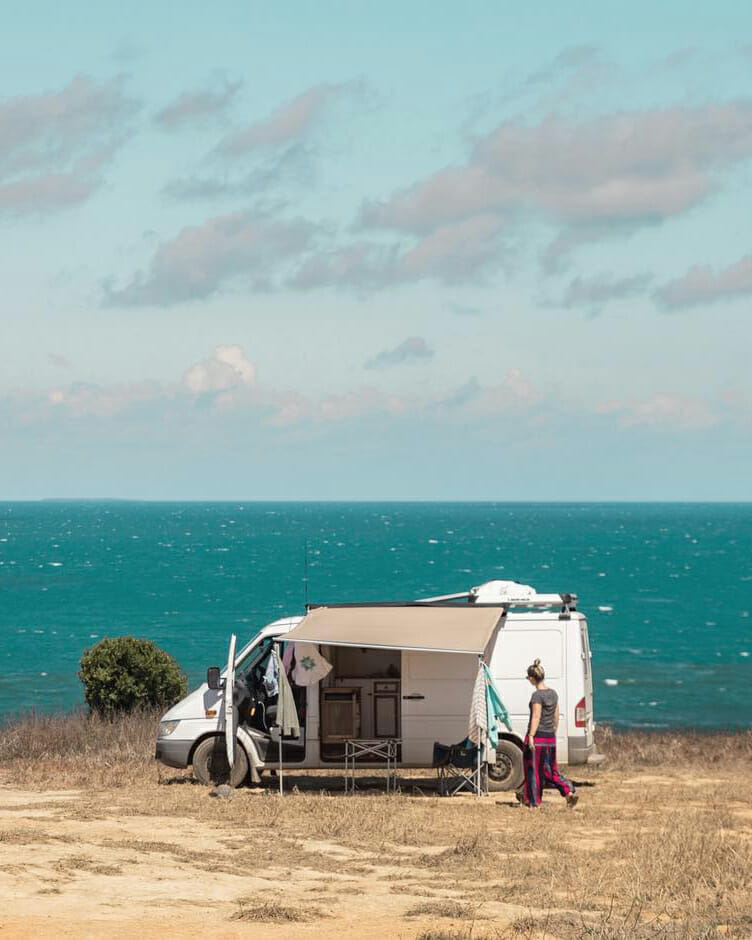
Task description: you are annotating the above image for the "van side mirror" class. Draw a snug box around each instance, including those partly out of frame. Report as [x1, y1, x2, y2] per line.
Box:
[206, 666, 221, 690]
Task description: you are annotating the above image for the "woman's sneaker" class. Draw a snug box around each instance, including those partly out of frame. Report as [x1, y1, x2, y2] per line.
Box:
[566, 791, 579, 808]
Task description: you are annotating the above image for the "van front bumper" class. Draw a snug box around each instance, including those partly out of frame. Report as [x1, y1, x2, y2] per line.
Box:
[155, 738, 193, 769]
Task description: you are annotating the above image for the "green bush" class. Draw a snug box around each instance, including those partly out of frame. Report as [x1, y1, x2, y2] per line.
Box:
[78, 636, 188, 715]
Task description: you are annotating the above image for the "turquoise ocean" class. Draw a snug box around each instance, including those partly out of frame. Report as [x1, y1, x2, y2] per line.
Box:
[1, 501, 750, 728]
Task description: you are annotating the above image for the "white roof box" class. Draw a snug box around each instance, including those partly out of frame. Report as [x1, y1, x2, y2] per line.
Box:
[470, 580, 577, 610]
[470, 580, 536, 603]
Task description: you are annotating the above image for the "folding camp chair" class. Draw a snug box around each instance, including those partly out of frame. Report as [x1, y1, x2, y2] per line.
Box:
[432, 739, 487, 796]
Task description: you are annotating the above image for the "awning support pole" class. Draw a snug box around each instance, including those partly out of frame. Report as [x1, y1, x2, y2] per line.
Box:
[477, 654, 482, 797]
[275, 642, 284, 796]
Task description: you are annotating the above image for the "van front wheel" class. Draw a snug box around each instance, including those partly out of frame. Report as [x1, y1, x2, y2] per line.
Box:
[487, 740, 524, 791]
[192, 737, 249, 788]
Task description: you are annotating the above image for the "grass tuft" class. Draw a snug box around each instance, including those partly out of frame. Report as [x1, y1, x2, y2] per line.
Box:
[405, 900, 478, 919]
[231, 897, 326, 922]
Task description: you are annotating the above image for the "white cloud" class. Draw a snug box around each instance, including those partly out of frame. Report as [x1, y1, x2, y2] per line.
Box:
[182, 345, 255, 394]
[562, 272, 651, 309]
[0, 75, 138, 215]
[284, 101, 752, 292]
[162, 144, 311, 202]
[5, 350, 742, 445]
[439, 369, 541, 417]
[47, 381, 162, 418]
[597, 394, 718, 430]
[366, 104, 752, 232]
[155, 79, 241, 129]
[355, 101, 752, 275]
[267, 386, 407, 426]
[364, 337, 434, 370]
[655, 252, 752, 308]
[162, 81, 367, 205]
[106, 211, 316, 306]
[216, 81, 362, 156]
[290, 215, 506, 290]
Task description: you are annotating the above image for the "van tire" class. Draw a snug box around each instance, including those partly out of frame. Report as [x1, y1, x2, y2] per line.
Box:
[192, 737, 249, 788]
[487, 740, 524, 791]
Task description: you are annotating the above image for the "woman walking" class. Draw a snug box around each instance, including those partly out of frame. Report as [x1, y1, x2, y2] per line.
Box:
[519, 659, 578, 808]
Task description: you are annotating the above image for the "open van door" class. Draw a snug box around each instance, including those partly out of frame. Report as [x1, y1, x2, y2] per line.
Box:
[224, 634, 237, 768]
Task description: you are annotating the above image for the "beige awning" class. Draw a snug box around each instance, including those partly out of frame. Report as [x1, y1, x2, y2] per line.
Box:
[284, 605, 504, 655]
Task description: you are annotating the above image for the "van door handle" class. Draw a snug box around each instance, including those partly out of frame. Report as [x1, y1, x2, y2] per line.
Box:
[402, 694, 425, 700]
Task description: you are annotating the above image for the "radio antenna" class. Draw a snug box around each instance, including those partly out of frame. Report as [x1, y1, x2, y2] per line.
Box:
[303, 540, 309, 610]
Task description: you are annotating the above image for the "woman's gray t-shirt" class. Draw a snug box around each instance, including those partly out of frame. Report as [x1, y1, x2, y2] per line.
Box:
[530, 688, 558, 737]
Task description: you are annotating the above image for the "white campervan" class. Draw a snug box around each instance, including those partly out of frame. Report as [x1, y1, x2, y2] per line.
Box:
[155, 580, 602, 790]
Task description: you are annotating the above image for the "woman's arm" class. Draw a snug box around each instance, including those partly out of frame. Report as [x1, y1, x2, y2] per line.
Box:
[528, 702, 542, 739]
[554, 703, 560, 733]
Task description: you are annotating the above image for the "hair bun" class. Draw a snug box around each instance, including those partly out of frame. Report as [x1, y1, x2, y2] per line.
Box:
[533, 658, 540, 667]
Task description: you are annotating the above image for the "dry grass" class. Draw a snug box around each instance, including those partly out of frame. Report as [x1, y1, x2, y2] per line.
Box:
[0, 708, 161, 788]
[405, 900, 480, 919]
[53, 854, 123, 877]
[0, 827, 52, 844]
[1, 709, 749, 789]
[1, 711, 751, 936]
[595, 723, 752, 768]
[231, 896, 327, 922]
[2, 708, 750, 789]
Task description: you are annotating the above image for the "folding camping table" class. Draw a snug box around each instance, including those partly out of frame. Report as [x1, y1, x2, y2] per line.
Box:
[344, 738, 400, 794]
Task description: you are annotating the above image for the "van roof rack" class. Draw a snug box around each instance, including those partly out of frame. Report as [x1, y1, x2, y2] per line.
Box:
[307, 586, 578, 618]
[419, 588, 577, 614]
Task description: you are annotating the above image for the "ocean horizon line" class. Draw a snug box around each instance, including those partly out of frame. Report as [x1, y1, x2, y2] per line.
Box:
[5, 497, 752, 506]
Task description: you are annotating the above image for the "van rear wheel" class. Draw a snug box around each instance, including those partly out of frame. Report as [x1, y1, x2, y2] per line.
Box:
[487, 740, 524, 791]
[192, 737, 249, 788]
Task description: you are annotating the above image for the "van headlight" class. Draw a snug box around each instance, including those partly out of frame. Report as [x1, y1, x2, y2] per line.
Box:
[159, 720, 180, 737]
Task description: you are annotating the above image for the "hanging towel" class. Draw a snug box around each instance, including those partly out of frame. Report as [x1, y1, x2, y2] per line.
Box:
[282, 642, 295, 674]
[274, 647, 300, 738]
[468, 662, 513, 763]
[468, 662, 488, 748]
[292, 643, 332, 686]
[483, 663, 513, 739]
[263, 651, 279, 696]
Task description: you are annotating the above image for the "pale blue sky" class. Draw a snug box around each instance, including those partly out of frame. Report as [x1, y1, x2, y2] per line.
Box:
[1, 2, 752, 498]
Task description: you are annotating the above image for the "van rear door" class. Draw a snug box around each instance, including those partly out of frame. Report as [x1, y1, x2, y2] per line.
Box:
[489, 622, 566, 742]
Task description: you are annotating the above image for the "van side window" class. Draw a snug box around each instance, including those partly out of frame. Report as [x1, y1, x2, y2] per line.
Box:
[580, 624, 591, 677]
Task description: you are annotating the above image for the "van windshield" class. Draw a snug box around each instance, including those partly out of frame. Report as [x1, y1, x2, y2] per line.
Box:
[235, 636, 273, 677]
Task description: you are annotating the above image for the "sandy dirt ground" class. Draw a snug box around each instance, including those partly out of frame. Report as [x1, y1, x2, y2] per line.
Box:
[1, 765, 750, 939]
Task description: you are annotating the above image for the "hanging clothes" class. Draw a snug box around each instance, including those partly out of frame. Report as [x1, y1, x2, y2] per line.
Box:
[292, 643, 332, 686]
[468, 661, 513, 763]
[263, 651, 279, 696]
[483, 663, 513, 739]
[274, 647, 300, 738]
[282, 642, 295, 674]
[468, 663, 488, 748]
